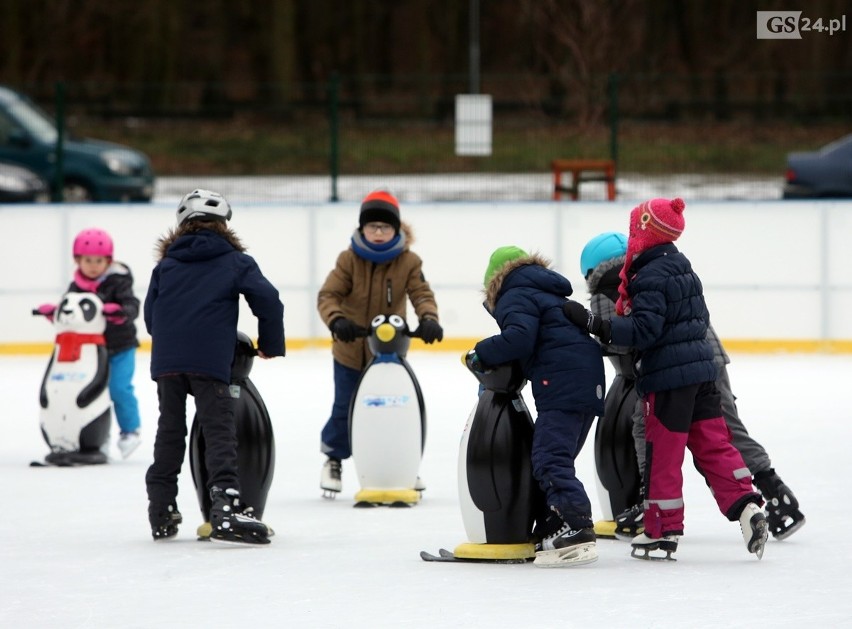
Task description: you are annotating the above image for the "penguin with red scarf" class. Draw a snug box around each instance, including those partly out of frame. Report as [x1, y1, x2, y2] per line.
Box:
[32, 291, 114, 466]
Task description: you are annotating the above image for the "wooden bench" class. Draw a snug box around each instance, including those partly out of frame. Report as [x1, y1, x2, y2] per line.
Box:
[551, 159, 616, 201]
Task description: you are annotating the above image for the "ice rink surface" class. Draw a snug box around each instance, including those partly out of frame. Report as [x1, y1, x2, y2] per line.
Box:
[2, 349, 850, 628]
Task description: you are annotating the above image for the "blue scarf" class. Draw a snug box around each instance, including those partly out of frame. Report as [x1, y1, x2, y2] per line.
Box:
[351, 229, 406, 263]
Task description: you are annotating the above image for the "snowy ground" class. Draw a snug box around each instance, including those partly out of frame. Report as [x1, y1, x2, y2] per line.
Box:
[152, 172, 783, 204]
[2, 349, 850, 628]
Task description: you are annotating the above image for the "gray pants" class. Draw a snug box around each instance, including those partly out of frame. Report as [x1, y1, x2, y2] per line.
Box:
[632, 364, 772, 476]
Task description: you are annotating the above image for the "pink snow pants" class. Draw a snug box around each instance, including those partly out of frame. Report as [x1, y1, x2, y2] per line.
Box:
[642, 381, 758, 538]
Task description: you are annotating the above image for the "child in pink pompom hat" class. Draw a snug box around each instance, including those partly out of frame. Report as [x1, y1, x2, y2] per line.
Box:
[616, 197, 685, 315]
[564, 196, 769, 561]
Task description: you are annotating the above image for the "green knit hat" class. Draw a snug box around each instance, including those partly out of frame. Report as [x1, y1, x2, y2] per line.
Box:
[484, 245, 528, 287]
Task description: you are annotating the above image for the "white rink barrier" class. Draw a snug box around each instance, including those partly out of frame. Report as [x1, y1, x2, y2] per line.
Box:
[2, 199, 851, 351]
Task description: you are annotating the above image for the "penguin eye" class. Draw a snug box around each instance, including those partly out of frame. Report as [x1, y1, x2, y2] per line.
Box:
[79, 298, 97, 321]
[388, 315, 404, 327]
[371, 315, 386, 326]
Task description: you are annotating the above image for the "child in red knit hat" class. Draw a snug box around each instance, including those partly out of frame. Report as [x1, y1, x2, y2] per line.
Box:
[564, 197, 770, 561]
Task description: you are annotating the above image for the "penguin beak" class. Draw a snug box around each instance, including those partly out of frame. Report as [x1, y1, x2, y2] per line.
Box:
[376, 323, 396, 342]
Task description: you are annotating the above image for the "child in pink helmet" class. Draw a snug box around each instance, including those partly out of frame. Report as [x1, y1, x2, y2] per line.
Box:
[38, 228, 143, 458]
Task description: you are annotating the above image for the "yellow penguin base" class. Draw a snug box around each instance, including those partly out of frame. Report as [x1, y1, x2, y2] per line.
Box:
[354, 488, 421, 505]
[594, 519, 617, 539]
[197, 522, 212, 540]
[453, 542, 536, 561]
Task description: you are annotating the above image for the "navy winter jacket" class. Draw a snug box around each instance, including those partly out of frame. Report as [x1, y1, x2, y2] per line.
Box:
[609, 243, 717, 396]
[475, 258, 605, 415]
[144, 229, 285, 383]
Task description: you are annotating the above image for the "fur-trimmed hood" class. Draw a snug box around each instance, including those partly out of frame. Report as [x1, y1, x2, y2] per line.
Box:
[585, 253, 625, 295]
[484, 252, 554, 311]
[154, 222, 246, 262]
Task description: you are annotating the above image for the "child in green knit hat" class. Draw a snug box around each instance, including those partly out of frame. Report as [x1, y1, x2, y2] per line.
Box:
[467, 244, 605, 567]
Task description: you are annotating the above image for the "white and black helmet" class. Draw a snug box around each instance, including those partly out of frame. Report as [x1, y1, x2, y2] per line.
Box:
[175, 189, 232, 226]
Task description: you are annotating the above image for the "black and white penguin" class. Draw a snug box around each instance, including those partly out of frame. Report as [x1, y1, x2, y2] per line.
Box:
[349, 314, 425, 507]
[593, 350, 642, 537]
[453, 360, 543, 562]
[189, 331, 275, 538]
[37, 292, 111, 465]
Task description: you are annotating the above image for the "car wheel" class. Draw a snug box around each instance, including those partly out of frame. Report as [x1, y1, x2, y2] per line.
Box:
[62, 181, 95, 203]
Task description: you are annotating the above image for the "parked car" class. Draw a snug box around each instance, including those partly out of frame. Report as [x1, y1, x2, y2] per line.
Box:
[783, 134, 852, 199]
[0, 160, 50, 203]
[0, 86, 155, 202]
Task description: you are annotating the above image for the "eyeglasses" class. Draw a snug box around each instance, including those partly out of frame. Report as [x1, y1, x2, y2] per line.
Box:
[364, 223, 394, 234]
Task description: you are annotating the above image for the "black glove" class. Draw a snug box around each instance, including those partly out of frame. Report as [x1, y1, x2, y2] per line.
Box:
[462, 349, 486, 373]
[563, 300, 612, 343]
[415, 318, 444, 344]
[330, 317, 367, 343]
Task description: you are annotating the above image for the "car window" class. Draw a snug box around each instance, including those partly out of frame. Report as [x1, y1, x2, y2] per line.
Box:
[7, 100, 56, 143]
[0, 110, 13, 144]
[821, 135, 852, 158]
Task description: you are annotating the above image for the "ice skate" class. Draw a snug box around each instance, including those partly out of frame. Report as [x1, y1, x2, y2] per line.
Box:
[209, 486, 270, 545]
[414, 476, 426, 492]
[320, 458, 342, 499]
[739, 502, 768, 559]
[630, 532, 679, 561]
[149, 502, 182, 541]
[117, 431, 141, 459]
[754, 470, 805, 540]
[614, 502, 645, 540]
[533, 513, 597, 567]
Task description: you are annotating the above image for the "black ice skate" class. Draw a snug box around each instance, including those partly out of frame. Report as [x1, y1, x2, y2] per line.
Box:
[739, 502, 768, 559]
[753, 470, 806, 540]
[149, 502, 183, 541]
[630, 532, 679, 561]
[320, 457, 342, 499]
[614, 503, 645, 540]
[209, 486, 270, 545]
[533, 511, 597, 567]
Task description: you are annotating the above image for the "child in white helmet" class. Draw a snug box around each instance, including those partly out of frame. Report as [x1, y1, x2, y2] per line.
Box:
[38, 228, 143, 458]
[144, 189, 284, 544]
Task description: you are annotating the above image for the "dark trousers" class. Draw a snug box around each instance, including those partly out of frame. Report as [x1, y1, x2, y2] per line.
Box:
[531, 409, 596, 530]
[320, 360, 362, 460]
[146, 374, 240, 506]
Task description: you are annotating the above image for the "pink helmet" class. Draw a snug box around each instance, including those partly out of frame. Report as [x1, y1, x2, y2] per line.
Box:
[73, 228, 114, 258]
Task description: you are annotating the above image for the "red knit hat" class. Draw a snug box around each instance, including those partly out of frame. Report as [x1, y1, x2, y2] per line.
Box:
[616, 197, 686, 315]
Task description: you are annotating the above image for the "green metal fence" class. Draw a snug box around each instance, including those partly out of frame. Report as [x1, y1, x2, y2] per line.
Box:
[15, 72, 852, 201]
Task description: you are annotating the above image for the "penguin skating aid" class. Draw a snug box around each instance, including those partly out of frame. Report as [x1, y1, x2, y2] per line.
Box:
[32, 292, 112, 466]
[190, 332, 275, 541]
[592, 350, 642, 539]
[421, 360, 541, 564]
[349, 315, 425, 507]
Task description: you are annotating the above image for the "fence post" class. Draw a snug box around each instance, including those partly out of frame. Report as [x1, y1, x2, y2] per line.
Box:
[53, 81, 66, 203]
[328, 73, 340, 202]
[607, 73, 619, 168]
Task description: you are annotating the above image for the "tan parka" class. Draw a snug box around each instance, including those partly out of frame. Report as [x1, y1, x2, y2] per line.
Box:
[317, 223, 439, 370]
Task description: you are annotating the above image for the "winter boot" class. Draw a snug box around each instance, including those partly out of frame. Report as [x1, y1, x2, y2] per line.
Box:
[753, 469, 806, 540]
[209, 486, 270, 545]
[739, 501, 769, 559]
[533, 510, 597, 568]
[149, 502, 182, 541]
[614, 503, 645, 540]
[118, 431, 142, 459]
[320, 457, 342, 499]
[630, 532, 679, 561]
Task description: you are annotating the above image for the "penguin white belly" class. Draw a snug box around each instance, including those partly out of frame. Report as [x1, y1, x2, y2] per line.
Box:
[350, 362, 422, 489]
[457, 403, 488, 543]
[41, 344, 111, 451]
